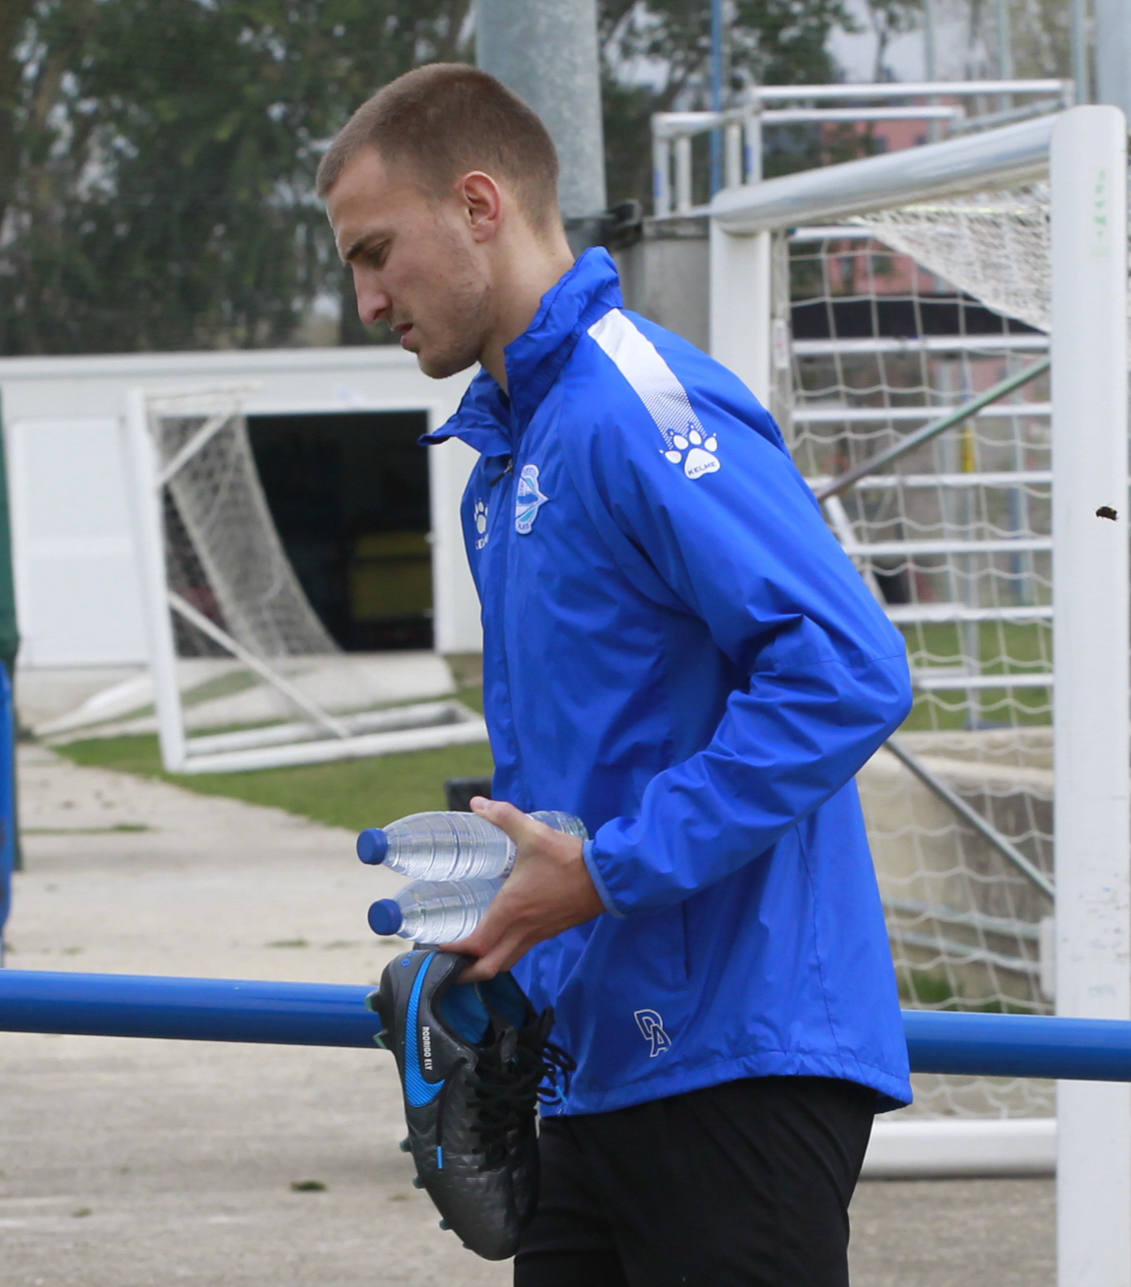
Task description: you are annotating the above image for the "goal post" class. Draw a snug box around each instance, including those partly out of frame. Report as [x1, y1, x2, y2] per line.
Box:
[1049, 106, 1130, 1287]
[709, 110, 1060, 405]
[120, 386, 487, 774]
[708, 104, 1130, 1243]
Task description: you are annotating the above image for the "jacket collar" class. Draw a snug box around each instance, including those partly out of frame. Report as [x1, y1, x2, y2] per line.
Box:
[422, 247, 623, 454]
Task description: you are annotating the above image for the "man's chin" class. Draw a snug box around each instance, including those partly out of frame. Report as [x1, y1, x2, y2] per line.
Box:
[417, 350, 477, 381]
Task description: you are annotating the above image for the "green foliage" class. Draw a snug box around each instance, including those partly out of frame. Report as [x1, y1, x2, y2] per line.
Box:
[896, 964, 1037, 1014]
[898, 620, 1053, 733]
[1, 0, 471, 354]
[859, 0, 922, 82]
[599, 0, 861, 207]
[995, 0, 1077, 81]
[1, 1, 874, 354]
[51, 681, 491, 830]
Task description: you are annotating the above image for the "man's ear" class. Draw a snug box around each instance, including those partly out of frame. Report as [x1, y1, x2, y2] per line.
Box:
[458, 171, 503, 242]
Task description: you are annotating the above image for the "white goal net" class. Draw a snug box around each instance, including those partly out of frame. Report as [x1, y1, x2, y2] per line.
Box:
[119, 387, 486, 773]
[713, 105, 1131, 1263]
[155, 391, 341, 660]
[779, 205, 1058, 1120]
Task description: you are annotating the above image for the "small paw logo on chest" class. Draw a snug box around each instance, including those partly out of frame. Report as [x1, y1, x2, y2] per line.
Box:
[474, 499, 489, 550]
[664, 425, 720, 479]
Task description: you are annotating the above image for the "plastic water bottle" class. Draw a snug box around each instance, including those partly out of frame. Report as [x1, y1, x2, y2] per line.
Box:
[356, 809, 588, 880]
[367, 876, 505, 942]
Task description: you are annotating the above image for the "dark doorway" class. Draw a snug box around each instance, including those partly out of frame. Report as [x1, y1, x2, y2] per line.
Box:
[247, 409, 432, 651]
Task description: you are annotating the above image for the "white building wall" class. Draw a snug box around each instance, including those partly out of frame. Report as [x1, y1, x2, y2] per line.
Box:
[0, 347, 478, 669]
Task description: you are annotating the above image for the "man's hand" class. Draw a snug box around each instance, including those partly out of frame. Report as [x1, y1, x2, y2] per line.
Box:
[437, 796, 605, 981]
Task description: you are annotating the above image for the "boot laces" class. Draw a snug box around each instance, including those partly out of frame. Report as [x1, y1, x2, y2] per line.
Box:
[468, 1009, 575, 1167]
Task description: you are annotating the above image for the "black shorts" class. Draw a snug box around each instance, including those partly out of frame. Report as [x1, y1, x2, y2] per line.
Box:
[515, 1075, 875, 1287]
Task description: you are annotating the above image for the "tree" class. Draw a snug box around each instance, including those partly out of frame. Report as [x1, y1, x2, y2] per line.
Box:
[1, 0, 472, 355]
[860, 0, 922, 82]
[981, 0, 1076, 82]
[599, 0, 860, 209]
[2, 0, 862, 356]
[0, 0, 36, 244]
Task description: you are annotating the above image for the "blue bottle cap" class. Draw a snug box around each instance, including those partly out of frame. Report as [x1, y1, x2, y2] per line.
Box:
[368, 899, 404, 936]
[356, 828, 389, 865]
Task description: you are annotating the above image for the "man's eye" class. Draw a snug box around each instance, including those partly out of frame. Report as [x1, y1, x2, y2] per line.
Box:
[367, 246, 387, 268]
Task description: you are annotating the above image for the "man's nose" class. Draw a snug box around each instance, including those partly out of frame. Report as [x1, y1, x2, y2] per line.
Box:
[355, 276, 390, 327]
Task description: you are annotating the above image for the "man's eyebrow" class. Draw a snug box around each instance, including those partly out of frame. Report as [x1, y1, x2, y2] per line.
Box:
[341, 233, 383, 265]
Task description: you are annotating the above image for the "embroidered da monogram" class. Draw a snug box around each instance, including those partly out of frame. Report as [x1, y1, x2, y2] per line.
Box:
[633, 1008, 672, 1058]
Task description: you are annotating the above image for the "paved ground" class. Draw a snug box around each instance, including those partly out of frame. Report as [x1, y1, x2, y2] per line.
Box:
[1, 744, 1056, 1286]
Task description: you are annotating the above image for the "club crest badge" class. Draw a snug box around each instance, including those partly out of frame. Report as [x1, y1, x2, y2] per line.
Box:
[515, 464, 548, 534]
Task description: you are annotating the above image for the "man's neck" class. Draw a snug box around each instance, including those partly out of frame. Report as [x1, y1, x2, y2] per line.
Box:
[480, 237, 575, 391]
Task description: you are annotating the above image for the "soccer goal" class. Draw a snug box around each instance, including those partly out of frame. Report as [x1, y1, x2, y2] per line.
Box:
[119, 385, 487, 774]
[710, 105, 1129, 1275]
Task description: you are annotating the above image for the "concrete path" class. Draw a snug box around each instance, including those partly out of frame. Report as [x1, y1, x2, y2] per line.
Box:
[2, 745, 1055, 1286]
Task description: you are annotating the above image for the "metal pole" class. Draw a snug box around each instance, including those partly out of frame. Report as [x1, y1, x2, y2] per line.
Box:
[120, 394, 187, 772]
[1051, 104, 1131, 1287]
[813, 357, 1051, 502]
[709, 222, 772, 401]
[995, 0, 1013, 114]
[711, 113, 1058, 233]
[923, 0, 937, 80]
[6, 969, 1131, 1081]
[883, 737, 1055, 900]
[710, 0, 724, 195]
[476, 0, 607, 249]
[0, 971, 384, 1048]
[653, 133, 672, 217]
[902, 1010, 1131, 1081]
[0, 664, 10, 964]
[1071, 0, 1090, 102]
[1095, 0, 1131, 119]
[923, 0, 940, 141]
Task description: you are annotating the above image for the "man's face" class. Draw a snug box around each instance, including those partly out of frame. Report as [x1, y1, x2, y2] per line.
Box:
[327, 148, 492, 379]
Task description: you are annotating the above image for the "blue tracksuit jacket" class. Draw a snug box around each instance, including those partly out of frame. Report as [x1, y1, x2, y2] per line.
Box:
[424, 248, 914, 1115]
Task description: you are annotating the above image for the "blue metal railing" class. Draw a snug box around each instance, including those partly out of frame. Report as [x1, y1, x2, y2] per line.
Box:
[2, 968, 1131, 1082]
[0, 664, 13, 966]
[0, 970, 383, 1048]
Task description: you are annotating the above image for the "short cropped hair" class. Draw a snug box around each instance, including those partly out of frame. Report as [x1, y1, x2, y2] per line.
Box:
[316, 63, 561, 233]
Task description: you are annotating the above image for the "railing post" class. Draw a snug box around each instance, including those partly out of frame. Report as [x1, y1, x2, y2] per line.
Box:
[674, 134, 692, 212]
[744, 107, 763, 184]
[652, 132, 671, 217]
[724, 122, 742, 190]
[0, 661, 11, 964]
[709, 222, 772, 404]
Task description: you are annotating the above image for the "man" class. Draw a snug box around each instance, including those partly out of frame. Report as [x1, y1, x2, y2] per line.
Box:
[319, 62, 912, 1286]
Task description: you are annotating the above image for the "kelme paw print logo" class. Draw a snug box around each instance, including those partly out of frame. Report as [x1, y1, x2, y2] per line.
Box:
[473, 499, 489, 549]
[664, 425, 720, 479]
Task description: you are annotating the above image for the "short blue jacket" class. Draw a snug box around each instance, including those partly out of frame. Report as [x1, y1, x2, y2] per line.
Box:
[425, 248, 914, 1115]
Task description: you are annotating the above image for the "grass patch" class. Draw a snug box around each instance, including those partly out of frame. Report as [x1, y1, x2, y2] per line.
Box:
[24, 823, 154, 836]
[896, 965, 1043, 1015]
[898, 619, 1053, 733]
[52, 686, 494, 834]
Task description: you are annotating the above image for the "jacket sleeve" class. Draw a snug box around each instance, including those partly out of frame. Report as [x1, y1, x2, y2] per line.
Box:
[573, 365, 913, 917]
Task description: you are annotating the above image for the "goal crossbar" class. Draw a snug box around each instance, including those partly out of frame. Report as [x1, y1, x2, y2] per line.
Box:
[711, 112, 1058, 235]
